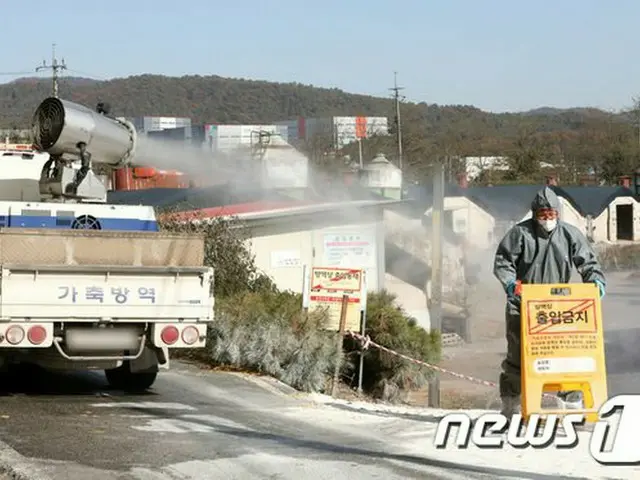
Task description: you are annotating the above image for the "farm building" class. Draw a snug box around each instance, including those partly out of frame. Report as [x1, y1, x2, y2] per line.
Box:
[405, 175, 640, 250]
[559, 185, 639, 243]
[108, 183, 445, 331]
[515, 177, 639, 242]
[407, 183, 544, 251]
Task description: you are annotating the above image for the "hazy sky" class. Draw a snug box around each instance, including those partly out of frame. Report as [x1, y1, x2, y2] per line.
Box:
[1, 0, 638, 113]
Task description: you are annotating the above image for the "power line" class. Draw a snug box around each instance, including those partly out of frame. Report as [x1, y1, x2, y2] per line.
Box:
[35, 43, 67, 98]
[389, 71, 405, 171]
[0, 71, 34, 76]
[66, 68, 107, 81]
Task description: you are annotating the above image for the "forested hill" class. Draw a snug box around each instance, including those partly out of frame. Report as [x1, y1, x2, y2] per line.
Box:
[0, 74, 624, 132]
[1, 74, 636, 184]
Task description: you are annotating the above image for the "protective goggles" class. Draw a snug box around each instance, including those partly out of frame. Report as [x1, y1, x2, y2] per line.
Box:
[535, 208, 558, 220]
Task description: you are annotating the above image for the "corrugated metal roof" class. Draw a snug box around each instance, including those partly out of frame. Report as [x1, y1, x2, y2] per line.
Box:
[404, 183, 639, 221]
[107, 183, 391, 214]
[165, 198, 405, 222]
[107, 185, 290, 212]
[404, 184, 538, 221]
[555, 185, 636, 217]
[466, 185, 543, 221]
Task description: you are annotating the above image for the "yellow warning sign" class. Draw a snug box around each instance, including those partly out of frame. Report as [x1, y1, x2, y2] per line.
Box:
[309, 267, 363, 332]
[520, 283, 607, 423]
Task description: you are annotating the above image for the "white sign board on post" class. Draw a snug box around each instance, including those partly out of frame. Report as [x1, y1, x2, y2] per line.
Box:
[322, 233, 375, 268]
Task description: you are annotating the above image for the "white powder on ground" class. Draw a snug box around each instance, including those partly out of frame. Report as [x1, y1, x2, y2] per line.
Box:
[282, 392, 640, 480]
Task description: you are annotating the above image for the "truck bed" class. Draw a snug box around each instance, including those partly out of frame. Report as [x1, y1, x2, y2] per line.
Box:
[0, 228, 204, 267]
[0, 228, 213, 321]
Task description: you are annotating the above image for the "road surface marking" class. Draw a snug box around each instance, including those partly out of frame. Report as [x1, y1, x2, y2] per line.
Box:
[132, 418, 215, 433]
[90, 401, 197, 411]
[132, 414, 251, 434]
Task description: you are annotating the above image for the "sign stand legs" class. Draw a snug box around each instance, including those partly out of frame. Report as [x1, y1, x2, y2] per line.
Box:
[331, 294, 349, 397]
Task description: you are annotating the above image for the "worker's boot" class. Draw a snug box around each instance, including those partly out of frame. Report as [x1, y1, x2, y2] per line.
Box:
[500, 396, 521, 425]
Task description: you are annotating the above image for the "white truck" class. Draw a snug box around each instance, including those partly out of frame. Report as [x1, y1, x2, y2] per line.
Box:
[0, 97, 214, 392]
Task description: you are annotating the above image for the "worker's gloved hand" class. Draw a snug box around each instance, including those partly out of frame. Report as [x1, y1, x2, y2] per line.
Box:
[506, 280, 521, 299]
[594, 279, 605, 299]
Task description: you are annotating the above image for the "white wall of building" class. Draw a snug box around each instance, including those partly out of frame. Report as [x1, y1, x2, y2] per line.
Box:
[258, 136, 309, 189]
[0, 149, 50, 201]
[249, 229, 312, 293]
[425, 196, 496, 250]
[360, 153, 403, 200]
[133, 116, 191, 133]
[202, 126, 308, 189]
[361, 154, 402, 189]
[249, 223, 382, 291]
[204, 124, 289, 151]
[246, 210, 384, 296]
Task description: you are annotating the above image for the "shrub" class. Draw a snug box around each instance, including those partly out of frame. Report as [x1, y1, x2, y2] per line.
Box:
[348, 290, 442, 402]
[208, 290, 346, 392]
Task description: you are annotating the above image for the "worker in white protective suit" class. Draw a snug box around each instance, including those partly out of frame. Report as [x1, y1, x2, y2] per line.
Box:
[493, 186, 606, 417]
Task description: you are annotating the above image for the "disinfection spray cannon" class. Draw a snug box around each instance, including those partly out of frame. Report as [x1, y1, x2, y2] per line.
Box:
[32, 97, 137, 202]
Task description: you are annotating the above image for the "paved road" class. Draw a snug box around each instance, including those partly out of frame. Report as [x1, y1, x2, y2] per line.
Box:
[0, 362, 582, 480]
[602, 271, 640, 395]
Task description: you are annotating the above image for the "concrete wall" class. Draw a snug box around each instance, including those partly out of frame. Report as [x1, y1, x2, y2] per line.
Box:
[425, 196, 496, 250]
[383, 211, 430, 330]
[383, 209, 472, 331]
[244, 206, 385, 296]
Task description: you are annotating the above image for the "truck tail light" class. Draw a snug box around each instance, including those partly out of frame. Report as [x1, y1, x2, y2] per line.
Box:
[181, 326, 199, 345]
[6, 326, 25, 345]
[27, 325, 47, 345]
[160, 326, 179, 345]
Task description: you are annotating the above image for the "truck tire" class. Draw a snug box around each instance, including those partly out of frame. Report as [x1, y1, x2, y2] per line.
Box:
[105, 361, 157, 393]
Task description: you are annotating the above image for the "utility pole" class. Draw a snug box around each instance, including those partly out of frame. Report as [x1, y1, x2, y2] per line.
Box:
[428, 158, 445, 408]
[389, 72, 404, 171]
[36, 43, 66, 98]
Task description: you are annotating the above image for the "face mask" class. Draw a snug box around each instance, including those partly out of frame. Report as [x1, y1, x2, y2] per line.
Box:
[538, 218, 557, 232]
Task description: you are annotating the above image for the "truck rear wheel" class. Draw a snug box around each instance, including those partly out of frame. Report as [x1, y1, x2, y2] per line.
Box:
[105, 361, 157, 392]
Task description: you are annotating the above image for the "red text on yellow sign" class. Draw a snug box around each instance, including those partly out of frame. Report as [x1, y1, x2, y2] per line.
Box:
[525, 298, 598, 336]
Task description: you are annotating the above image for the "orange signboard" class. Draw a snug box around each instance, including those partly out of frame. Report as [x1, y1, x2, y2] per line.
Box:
[355, 116, 367, 139]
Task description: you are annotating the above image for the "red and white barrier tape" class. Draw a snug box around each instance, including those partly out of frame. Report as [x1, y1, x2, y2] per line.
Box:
[345, 331, 567, 403]
[345, 330, 498, 388]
